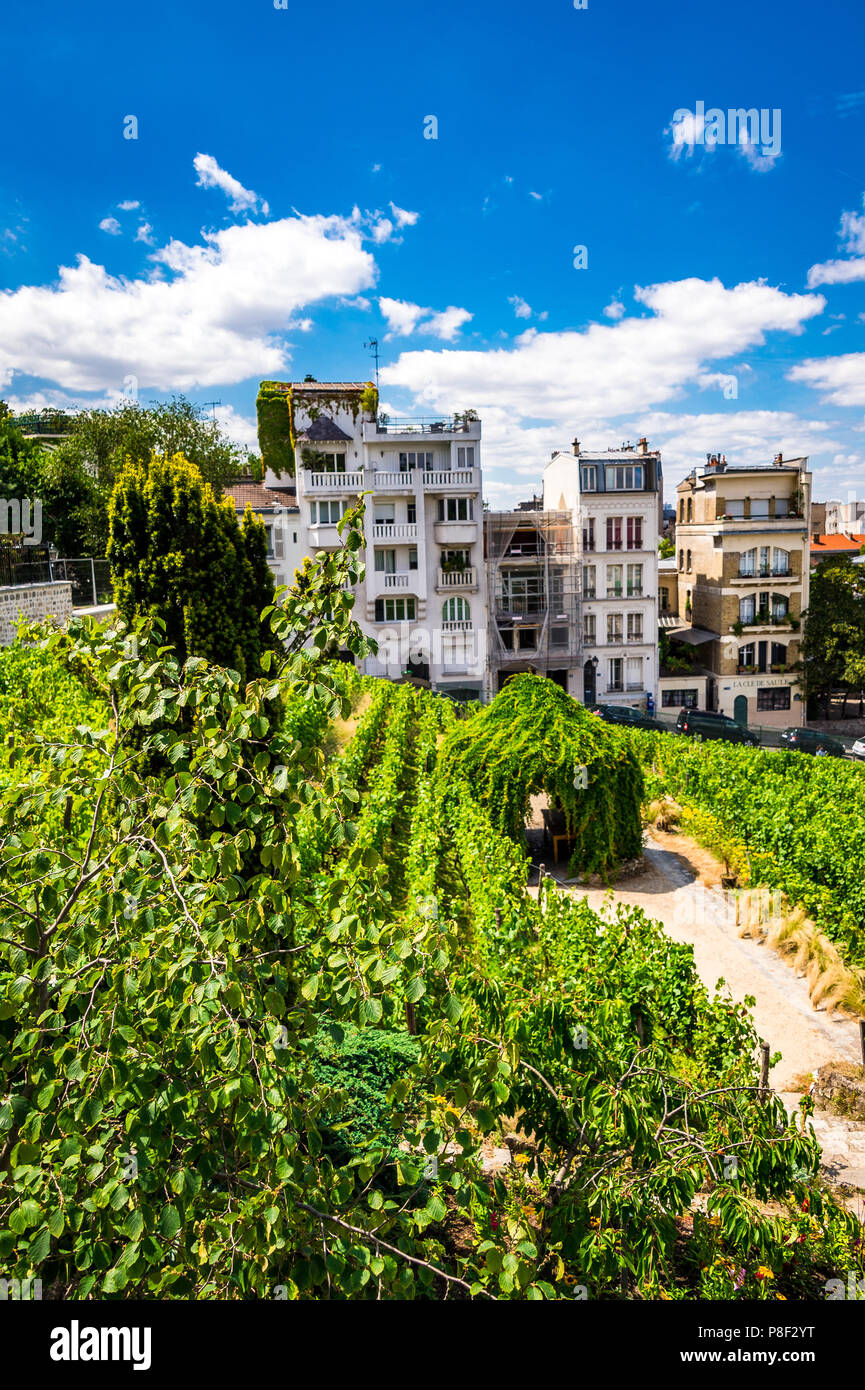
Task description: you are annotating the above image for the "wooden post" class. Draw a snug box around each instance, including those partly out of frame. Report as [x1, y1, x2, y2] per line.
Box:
[859, 1020, 865, 1068]
[759, 1041, 770, 1098]
[406, 1002, 417, 1035]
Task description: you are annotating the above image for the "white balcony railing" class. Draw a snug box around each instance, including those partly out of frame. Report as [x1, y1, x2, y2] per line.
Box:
[381, 572, 411, 589]
[308, 471, 363, 490]
[441, 620, 473, 632]
[373, 470, 415, 489]
[373, 523, 417, 541]
[437, 567, 477, 588]
[423, 469, 477, 489]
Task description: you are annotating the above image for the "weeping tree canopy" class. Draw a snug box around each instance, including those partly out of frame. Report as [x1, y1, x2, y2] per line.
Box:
[437, 673, 644, 877]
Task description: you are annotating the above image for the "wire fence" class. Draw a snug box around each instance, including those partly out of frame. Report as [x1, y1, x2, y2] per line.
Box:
[0, 548, 113, 608]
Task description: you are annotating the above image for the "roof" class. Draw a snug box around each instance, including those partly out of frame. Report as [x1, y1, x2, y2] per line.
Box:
[290, 381, 367, 392]
[298, 414, 353, 443]
[658, 557, 678, 571]
[669, 626, 720, 645]
[224, 482, 299, 511]
[810, 532, 865, 556]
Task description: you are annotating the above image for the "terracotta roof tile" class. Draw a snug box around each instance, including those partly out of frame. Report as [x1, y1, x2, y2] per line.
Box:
[224, 482, 298, 510]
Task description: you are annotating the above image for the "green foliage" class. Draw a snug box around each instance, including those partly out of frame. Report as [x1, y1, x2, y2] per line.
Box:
[310, 1025, 420, 1159]
[636, 728, 865, 968]
[800, 555, 865, 711]
[256, 383, 295, 478]
[107, 452, 278, 682]
[658, 536, 675, 558]
[436, 673, 644, 876]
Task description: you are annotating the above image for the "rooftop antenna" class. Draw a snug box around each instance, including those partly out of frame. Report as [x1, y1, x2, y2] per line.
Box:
[364, 338, 380, 390]
[203, 400, 221, 422]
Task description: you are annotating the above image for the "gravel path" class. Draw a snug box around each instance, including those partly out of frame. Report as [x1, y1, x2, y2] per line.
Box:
[534, 831, 865, 1195]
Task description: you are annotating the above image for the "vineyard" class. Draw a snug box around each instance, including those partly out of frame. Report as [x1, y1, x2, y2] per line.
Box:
[635, 731, 865, 981]
[1, 529, 863, 1301]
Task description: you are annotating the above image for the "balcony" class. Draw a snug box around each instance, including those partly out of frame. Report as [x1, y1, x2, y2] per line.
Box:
[607, 588, 623, 599]
[583, 589, 596, 600]
[422, 469, 478, 491]
[307, 471, 363, 491]
[434, 521, 477, 545]
[363, 417, 480, 439]
[373, 470, 416, 491]
[734, 567, 794, 582]
[626, 633, 644, 644]
[441, 619, 473, 632]
[308, 525, 340, 549]
[437, 567, 478, 590]
[378, 572, 412, 590]
[373, 523, 417, 541]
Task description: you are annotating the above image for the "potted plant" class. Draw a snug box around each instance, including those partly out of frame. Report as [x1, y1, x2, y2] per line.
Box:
[732, 618, 744, 636]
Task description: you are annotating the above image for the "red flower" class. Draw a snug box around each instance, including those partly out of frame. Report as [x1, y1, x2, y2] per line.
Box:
[490, 1213, 499, 1230]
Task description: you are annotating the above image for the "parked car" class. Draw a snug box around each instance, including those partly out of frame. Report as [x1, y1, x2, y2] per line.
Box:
[591, 703, 667, 732]
[675, 709, 760, 746]
[779, 727, 847, 758]
[850, 737, 865, 761]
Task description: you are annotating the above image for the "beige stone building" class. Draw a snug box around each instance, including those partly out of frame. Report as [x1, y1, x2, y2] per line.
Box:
[674, 452, 811, 727]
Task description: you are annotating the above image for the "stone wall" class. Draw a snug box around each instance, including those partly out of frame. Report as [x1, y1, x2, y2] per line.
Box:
[0, 581, 73, 645]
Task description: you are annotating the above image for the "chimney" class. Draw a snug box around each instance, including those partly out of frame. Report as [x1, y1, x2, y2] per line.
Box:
[572, 438, 580, 457]
[774, 452, 783, 467]
[637, 437, 648, 455]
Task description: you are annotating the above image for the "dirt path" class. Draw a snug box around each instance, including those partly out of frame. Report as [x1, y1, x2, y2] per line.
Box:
[533, 831, 865, 1195]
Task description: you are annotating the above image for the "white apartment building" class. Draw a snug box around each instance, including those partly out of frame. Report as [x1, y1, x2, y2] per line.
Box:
[263, 381, 487, 699]
[544, 439, 662, 709]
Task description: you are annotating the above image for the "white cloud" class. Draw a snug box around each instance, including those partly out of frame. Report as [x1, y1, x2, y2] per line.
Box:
[212, 403, 259, 451]
[0, 211, 378, 393]
[378, 296, 472, 342]
[99, 217, 121, 235]
[371, 218, 394, 244]
[193, 153, 269, 216]
[118, 200, 140, 212]
[807, 258, 865, 288]
[383, 277, 824, 423]
[389, 203, 419, 228]
[509, 295, 532, 319]
[135, 222, 155, 245]
[788, 353, 865, 406]
[807, 193, 865, 286]
[666, 109, 709, 162]
[603, 297, 625, 320]
[737, 138, 781, 173]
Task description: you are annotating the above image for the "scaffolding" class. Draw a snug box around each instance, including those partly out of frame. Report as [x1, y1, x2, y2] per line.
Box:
[484, 510, 581, 692]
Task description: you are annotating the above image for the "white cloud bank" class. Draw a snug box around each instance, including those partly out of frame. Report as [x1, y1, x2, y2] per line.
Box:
[378, 297, 472, 342]
[193, 153, 270, 217]
[807, 192, 865, 287]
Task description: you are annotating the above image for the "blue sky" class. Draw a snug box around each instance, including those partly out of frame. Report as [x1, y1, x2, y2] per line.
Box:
[2, 0, 865, 504]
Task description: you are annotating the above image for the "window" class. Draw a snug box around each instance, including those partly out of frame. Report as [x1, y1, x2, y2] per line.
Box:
[771, 642, 787, 666]
[627, 613, 643, 642]
[374, 597, 416, 622]
[518, 627, 538, 650]
[678, 549, 684, 572]
[441, 548, 471, 568]
[409, 547, 418, 571]
[582, 517, 595, 551]
[606, 517, 623, 551]
[687, 498, 693, 522]
[437, 497, 474, 522]
[679, 499, 685, 523]
[774, 496, 789, 517]
[374, 549, 396, 573]
[607, 613, 623, 643]
[626, 516, 643, 550]
[626, 657, 642, 690]
[686, 549, 692, 572]
[457, 445, 475, 467]
[442, 596, 470, 623]
[605, 465, 644, 490]
[399, 450, 434, 471]
[727, 500, 745, 519]
[607, 564, 623, 597]
[660, 586, 670, 612]
[583, 613, 596, 643]
[264, 525, 274, 556]
[407, 501, 417, 524]
[608, 658, 624, 692]
[501, 570, 544, 614]
[311, 452, 345, 473]
[772, 594, 789, 621]
[662, 689, 699, 709]
[757, 591, 771, 621]
[739, 644, 755, 668]
[583, 564, 596, 598]
[581, 464, 598, 491]
[759, 545, 770, 577]
[312, 499, 347, 524]
[550, 626, 569, 647]
[374, 503, 395, 524]
[740, 595, 756, 623]
[750, 498, 770, 518]
[773, 547, 790, 575]
[626, 563, 643, 596]
[739, 547, 756, 577]
[757, 687, 791, 711]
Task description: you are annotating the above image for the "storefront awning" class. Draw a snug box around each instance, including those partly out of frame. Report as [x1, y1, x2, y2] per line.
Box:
[670, 626, 720, 646]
